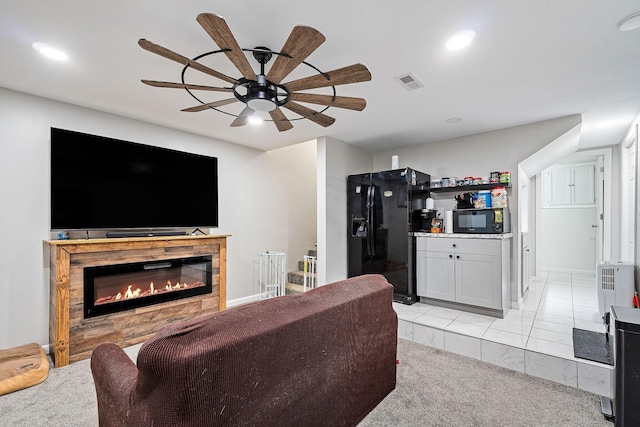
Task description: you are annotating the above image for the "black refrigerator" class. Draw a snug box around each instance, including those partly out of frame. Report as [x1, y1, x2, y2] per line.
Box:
[347, 168, 430, 304]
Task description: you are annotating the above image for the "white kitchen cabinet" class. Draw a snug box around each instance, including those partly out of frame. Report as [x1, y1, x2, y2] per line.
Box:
[416, 250, 455, 301]
[416, 235, 510, 314]
[572, 165, 596, 204]
[543, 164, 595, 206]
[455, 252, 501, 309]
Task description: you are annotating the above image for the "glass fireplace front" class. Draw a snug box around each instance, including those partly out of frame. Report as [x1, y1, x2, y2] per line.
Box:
[83, 255, 212, 318]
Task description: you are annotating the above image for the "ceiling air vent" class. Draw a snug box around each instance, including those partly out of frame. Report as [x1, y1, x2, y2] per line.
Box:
[394, 73, 424, 91]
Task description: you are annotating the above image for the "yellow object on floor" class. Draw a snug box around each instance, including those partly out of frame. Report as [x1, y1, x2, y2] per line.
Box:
[0, 343, 49, 396]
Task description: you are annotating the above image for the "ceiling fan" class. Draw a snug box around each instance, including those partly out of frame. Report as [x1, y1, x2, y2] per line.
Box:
[138, 13, 372, 132]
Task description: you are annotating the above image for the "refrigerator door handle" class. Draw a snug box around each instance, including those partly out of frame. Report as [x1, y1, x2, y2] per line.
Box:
[368, 185, 375, 257]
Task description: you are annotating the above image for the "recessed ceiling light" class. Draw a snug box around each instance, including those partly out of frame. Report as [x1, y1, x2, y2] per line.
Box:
[446, 117, 462, 124]
[618, 12, 640, 32]
[446, 30, 476, 51]
[32, 42, 68, 61]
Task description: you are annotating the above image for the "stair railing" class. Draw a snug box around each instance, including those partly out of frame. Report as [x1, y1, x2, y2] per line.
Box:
[257, 251, 286, 299]
[303, 255, 317, 292]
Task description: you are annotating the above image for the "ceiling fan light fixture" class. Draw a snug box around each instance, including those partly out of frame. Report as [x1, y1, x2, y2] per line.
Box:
[246, 97, 277, 112]
[248, 115, 264, 125]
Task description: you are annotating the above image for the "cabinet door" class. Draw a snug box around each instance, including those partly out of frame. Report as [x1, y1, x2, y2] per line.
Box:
[548, 167, 572, 206]
[455, 253, 501, 309]
[572, 165, 595, 204]
[543, 164, 595, 206]
[417, 251, 455, 301]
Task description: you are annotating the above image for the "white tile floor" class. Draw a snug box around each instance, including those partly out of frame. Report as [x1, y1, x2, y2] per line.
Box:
[394, 271, 614, 398]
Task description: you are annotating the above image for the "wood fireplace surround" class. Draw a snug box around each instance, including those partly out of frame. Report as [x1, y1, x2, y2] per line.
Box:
[46, 234, 227, 367]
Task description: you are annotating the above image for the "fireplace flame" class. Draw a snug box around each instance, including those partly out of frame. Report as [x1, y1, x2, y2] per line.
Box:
[94, 278, 206, 306]
[164, 280, 188, 291]
[123, 285, 142, 299]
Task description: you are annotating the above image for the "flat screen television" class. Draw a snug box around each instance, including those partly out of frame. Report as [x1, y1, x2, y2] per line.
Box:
[50, 128, 218, 231]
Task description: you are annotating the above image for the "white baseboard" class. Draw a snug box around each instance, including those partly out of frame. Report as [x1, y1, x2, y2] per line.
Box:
[226, 294, 262, 308]
[542, 267, 595, 276]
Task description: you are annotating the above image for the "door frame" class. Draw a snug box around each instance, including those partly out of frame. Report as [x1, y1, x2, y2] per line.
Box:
[534, 147, 612, 278]
[621, 125, 638, 262]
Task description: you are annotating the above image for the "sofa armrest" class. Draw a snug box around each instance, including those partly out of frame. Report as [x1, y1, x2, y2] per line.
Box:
[91, 343, 139, 426]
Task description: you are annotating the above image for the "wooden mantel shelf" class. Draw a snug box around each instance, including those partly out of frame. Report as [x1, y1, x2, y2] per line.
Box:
[46, 233, 231, 247]
[46, 234, 228, 367]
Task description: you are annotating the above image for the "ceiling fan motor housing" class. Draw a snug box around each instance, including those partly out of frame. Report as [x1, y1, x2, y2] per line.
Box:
[235, 75, 289, 112]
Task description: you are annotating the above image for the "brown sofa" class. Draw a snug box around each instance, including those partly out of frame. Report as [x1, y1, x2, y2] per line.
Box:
[90, 274, 397, 427]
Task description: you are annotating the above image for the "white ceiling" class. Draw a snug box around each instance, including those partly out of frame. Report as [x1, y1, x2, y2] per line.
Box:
[2, 1, 639, 152]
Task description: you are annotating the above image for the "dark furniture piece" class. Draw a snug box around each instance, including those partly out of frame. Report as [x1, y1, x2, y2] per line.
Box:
[610, 306, 640, 426]
[91, 274, 397, 427]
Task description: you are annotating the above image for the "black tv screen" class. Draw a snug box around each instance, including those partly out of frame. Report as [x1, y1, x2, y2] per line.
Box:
[50, 128, 218, 230]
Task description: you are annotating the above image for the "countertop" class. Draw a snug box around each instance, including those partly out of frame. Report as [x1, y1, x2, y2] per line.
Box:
[412, 232, 513, 240]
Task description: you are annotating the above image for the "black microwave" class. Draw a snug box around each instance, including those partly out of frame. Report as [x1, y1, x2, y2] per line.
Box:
[452, 208, 511, 234]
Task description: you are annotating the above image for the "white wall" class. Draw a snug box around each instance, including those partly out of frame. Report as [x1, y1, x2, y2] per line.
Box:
[317, 136, 372, 286]
[370, 115, 583, 304]
[0, 87, 315, 349]
[257, 140, 317, 276]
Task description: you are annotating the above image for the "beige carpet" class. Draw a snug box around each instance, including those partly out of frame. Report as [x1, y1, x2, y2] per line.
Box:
[0, 339, 611, 426]
[361, 339, 610, 427]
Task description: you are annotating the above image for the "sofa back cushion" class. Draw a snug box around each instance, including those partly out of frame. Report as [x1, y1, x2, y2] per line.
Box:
[125, 274, 396, 426]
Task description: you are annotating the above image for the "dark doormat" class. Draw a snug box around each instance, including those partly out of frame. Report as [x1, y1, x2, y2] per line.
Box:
[572, 328, 613, 366]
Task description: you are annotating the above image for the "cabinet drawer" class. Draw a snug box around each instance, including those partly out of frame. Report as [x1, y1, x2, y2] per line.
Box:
[417, 237, 500, 256]
[456, 239, 500, 256]
[416, 237, 452, 252]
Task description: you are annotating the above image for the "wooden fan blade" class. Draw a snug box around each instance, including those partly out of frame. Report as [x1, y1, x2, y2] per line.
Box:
[269, 108, 294, 132]
[196, 13, 256, 80]
[290, 93, 366, 111]
[181, 98, 238, 112]
[282, 101, 336, 127]
[284, 64, 371, 92]
[265, 26, 326, 84]
[139, 39, 238, 84]
[141, 80, 233, 92]
[230, 106, 255, 127]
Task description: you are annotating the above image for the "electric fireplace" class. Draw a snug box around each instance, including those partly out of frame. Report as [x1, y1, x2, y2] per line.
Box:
[84, 255, 213, 318]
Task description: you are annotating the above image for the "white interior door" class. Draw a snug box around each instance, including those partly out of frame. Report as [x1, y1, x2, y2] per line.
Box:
[540, 159, 599, 274]
[540, 206, 597, 274]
